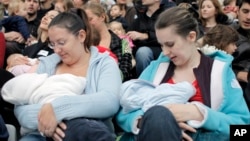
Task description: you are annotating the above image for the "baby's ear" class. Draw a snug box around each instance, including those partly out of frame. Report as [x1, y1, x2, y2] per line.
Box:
[14, 10, 20, 16]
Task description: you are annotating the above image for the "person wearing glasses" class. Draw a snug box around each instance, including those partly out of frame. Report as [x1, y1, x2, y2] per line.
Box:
[8, 8, 121, 141]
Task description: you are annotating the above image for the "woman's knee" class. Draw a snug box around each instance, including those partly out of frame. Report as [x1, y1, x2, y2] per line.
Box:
[144, 106, 173, 120]
[140, 106, 180, 131]
[63, 118, 115, 141]
[135, 47, 153, 59]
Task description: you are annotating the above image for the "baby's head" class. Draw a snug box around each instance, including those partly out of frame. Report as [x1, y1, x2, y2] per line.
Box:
[109, 21, 125, 36]
[8, 0, 27, 18]
[202, 24, 239, 54]
[6, 54, 24, 67]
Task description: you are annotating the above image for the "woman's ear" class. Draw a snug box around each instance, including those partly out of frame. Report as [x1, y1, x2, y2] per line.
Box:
[100, 13, 106, 22]
[188, 31, 197, 42]
[78, 29, 86, 43]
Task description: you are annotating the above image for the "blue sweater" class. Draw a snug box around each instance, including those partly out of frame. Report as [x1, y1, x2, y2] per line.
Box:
[14, 47, 122, 133]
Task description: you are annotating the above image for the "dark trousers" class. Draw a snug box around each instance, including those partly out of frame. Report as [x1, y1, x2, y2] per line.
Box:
[61, 118, 115, 141]
[0, 114, 9, 141]
[137, 106, 229, 141]
[0, 69, 19, 128]
[22, 118, 116, 141]
[137, 106, 182, 141]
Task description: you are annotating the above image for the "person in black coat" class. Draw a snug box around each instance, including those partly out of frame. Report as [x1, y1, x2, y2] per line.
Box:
[127, 0, 176, 77]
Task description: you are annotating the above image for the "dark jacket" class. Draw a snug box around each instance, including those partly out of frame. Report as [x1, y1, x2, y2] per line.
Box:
[26, 17, 40, 38]
[23, 40, 54, 58]
[0, 15, 30, 40]
[129, 1, 175, 59]
[109, 30, 132, 81]
[230, 22, 250, 110]
[128, 1, 175, 48]
[232, 25, 250, 73]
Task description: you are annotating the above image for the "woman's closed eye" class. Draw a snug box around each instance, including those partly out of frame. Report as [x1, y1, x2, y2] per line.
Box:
[161, 42, 175, 48]
[48, 40, 67, 49]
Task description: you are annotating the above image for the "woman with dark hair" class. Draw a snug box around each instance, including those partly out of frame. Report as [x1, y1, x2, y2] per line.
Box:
[116, 7, 250, 141]
[12, 8, 121, 141]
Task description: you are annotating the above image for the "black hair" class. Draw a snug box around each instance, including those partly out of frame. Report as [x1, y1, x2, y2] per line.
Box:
[49, 8, 92, 52]
[155, 7, 199, 39]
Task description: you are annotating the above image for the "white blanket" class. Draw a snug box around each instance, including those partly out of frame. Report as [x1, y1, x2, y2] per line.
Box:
[1, 73, 86, 105]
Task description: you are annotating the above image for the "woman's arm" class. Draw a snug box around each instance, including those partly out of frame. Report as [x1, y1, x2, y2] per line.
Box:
[182, 67, 250, 134]
[14, 56, 122, 129]
[199, 67, 250, 134]
[14, 104, 42, 129]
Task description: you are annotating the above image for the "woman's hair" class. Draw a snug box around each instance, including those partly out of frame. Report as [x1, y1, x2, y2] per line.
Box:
[83, 2, 109, 23]
[48, 8, 92, 52]
[202, 24, 239, 50]
[198, 0, 229, 26]
[55, 0, 75, 12]
[155, 7, 199, 39]
[91, 27, 101, 46]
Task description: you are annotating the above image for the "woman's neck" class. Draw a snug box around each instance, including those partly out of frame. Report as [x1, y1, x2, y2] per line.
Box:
[99, 26, 111, 48]
[177, 49, 201, 70]
[57, 52, 91, 76]
[205, 17, 217, 27]
[40, 31, 48, 43]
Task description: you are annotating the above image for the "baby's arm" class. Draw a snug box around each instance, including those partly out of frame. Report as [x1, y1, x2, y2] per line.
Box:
[6, 54, 24, 69]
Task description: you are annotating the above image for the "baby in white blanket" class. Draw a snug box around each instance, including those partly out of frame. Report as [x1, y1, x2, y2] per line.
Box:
[1, 73, 86, 105]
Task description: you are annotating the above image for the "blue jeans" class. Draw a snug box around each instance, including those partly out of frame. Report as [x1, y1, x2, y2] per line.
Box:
[128, 106, 229, 141]
[19, 118, 115, 141]
[137, 106, 182, 141]
[187, 129, 229, 141]
[135, 46, 161, 76]
[61, 118, 115, 141]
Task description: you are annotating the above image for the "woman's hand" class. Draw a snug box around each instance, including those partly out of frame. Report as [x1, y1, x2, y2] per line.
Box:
[179, 122, 196, 141]
[52, 122, 67, 141]
[4, 31, 24, 42]
[26, 35, 38, 46]
[38, 103, 58, 137]
[126, 31, 148, 41]
[165, 104, 203, 122]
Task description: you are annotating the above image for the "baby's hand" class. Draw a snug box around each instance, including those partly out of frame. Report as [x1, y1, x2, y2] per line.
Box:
[27, 58, 38, 66]
[26, 35, 38, 46]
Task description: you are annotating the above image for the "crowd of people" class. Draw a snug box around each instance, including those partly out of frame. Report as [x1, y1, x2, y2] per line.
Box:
[0, 0, 250, 141]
